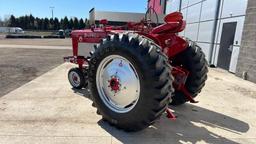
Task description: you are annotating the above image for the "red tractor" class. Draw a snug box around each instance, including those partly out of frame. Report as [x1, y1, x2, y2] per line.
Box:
[64, 11, 208, 131]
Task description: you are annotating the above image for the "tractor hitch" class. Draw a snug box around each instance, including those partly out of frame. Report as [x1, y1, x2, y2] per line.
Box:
[165, 66, 198, 121]
[166, 108, 176, 120]
[64, 56, 88, 69]
[172, 66, 198, 103]
[180, 84, 199, 103]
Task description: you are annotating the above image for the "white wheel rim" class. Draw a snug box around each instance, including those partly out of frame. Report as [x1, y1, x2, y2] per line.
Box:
[69, 71, 81, 87]
[96, 55, 140, 113]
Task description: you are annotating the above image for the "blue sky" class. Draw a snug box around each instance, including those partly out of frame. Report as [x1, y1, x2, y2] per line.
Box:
[0, 0, 147, 19]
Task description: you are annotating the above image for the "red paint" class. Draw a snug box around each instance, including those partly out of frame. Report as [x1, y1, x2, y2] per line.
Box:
[99, 19, 108, 25]
[65, 12, 198, 110]
[166, 108, 176, 120]
[68, 12, 188, 65]
[71, 29, 108, 44]
[64, 56, 88, 69]
[172, 66, 198, 103]
[108, 77, 121, 93]
[148, 0, 164, 14]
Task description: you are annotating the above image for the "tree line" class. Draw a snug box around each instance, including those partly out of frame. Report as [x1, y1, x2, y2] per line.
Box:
[8, 14, 89, 30]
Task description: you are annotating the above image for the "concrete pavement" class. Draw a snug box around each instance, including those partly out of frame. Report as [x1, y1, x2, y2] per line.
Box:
[0, 63, 255, 144]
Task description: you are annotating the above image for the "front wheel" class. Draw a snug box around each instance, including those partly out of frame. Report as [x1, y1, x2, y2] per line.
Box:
[88, 33, 174, 131]
[68, 68, 86, 89]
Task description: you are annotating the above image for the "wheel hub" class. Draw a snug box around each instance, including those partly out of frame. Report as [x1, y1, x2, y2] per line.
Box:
[96, 55, 140, 113]
[108, 76, 121, 93]
[69, 71, 81, 86]
[72, 75, 78, 82]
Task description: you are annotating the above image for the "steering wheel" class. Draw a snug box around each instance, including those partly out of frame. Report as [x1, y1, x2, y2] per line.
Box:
[144, 7, 159, 27]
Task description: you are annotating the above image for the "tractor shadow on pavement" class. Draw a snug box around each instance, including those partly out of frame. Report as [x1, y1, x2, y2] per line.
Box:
[98, 104, 249, 144]
[72, 87, 92, 99]
[72, 89, 249, 144]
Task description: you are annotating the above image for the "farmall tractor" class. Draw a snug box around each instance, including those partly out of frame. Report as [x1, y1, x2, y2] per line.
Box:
[64, 11, 208, 131]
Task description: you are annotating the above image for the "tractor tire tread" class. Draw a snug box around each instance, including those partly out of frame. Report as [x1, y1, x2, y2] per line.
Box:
[89, 33, 173, 131]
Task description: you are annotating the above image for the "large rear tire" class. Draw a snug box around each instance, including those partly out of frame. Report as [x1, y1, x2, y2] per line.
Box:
[88, 33, 174, 131]
[170, 41, 208, 106]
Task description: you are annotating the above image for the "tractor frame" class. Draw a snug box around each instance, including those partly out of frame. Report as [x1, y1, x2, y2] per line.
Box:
[64, 12, 200, 120]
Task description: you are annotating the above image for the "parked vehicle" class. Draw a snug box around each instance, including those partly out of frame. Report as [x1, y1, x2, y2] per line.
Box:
[0, 27, 24, 34]
[64, 11, 208, 131]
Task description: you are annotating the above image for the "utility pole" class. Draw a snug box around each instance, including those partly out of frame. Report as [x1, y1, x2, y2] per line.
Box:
[49, 6, 55, 19]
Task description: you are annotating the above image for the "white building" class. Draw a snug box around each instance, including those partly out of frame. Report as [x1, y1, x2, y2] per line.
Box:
[165, 0, 248, 73]
[89, 8, 165, 26]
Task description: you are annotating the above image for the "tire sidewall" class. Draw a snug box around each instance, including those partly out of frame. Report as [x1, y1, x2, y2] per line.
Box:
[89, 42, 156, 125]
[68, 68, 85, 89]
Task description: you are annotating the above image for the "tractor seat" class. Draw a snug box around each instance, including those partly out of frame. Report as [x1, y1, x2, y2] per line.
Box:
[151, 12, 186, 34]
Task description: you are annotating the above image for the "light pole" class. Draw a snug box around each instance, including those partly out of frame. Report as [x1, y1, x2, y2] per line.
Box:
[50, 6, 55, 19]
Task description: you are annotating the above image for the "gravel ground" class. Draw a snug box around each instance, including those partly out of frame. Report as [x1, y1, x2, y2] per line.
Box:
[0, 38, 72, 46]
[0, 48, 71, 97]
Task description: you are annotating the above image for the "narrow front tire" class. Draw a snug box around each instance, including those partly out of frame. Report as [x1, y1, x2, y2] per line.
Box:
[68, 68, 86, 89]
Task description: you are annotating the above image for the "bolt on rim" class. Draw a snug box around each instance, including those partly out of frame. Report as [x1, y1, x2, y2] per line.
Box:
[96, 55, 140, 113]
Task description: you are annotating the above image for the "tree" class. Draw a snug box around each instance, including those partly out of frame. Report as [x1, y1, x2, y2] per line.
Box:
[43, 18, 49, 30]
[6, 14, 86, 30]
[69, 18, 74, 29]
[18, 16, 26, 29]
[39, 18, 44, 30]
[29, 14, 35, 29]
[3, 15, 11, 26]
[24, 15, 30, 29]
[73, 17, 79, 29]
[0, 17, 3, 27]
[34, 17, 44, 30]
[84, 18, 90, 28]
[34, 17, 40, 30]
[49, 18, 54, 30]
[63, 16, 69, 29]
[79, 18, 85, 29]
[60, 18, 64, 29]
[53, 18, 59, 30]
[8, 15, 16, 27]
